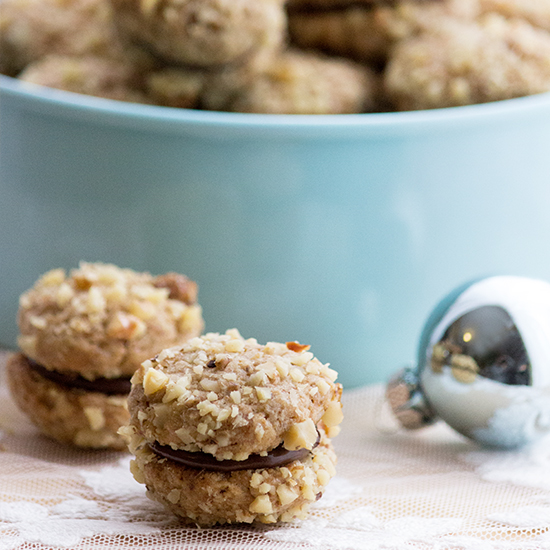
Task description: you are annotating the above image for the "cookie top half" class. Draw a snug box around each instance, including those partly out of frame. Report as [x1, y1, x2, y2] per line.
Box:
[128, 329, 343, 461]
[17, 262, 203, 380]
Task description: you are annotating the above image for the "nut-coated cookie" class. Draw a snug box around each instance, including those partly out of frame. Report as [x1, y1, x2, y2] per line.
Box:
[384, 14, 550, 110]
[121, 329, 343, 524]
[144, 67, 207, 109]
[202, 49, 379, 114]
[19, 55, 150, 103]
[8, 262, 203, 449]
[288, 6, 393, 65]
[287, 0, 479, 66]
[0, 0, 122, 77]
[108, 0, 286, 68]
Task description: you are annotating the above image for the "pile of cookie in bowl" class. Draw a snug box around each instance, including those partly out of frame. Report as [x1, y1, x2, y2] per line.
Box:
[2, 0, 550, 114]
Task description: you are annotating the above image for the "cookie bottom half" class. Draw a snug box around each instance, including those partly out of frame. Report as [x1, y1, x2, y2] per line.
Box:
[7, 353, 129, 450]
[127, 428, 337, 526]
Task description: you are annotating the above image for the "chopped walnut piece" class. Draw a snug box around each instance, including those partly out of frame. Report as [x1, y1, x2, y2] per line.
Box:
[106, 312, 146, 339]
[283, 418, 317, 451]
[276, 484, 298, 506]
[167, 489, 181, 504]
[143, 368, 169, 395]
[255, 387, 271, 402]
[225, 339, 245, 353]
[286, 341, 311, 353]
[322, 401, 344, 427]
[249, 495, 273, 515]
[73, 273, 95, 291]
[153, 272, 198, 304]
[40, 268, 65, 286]
[29, 315, 47, 329]
[83, 406, 106, 431]
[316, 469, 331, 487]
[55, 282, 74, 307]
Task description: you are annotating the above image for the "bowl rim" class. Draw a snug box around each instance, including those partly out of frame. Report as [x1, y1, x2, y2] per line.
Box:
[3, 73, 550, 137]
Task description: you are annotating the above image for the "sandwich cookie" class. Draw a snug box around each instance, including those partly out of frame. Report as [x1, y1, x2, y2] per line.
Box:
[7, 262, 203, 449]
[121, 329, 343, 524]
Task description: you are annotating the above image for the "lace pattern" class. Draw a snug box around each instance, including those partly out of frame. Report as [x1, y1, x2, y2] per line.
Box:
[1, 350, 550, 549]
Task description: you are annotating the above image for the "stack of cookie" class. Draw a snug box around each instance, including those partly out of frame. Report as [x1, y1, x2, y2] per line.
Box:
[7, 262, 203, 450]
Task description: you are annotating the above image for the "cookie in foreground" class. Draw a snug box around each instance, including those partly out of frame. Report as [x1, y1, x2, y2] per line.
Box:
[7, 262, 203, 450]
[120, 329, 343, 525]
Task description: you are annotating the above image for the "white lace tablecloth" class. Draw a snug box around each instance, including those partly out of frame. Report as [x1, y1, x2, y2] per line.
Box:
[1, 349, 550, 550]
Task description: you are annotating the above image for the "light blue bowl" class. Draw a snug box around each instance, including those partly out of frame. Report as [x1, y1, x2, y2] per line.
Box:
[2, 74, 550, 388]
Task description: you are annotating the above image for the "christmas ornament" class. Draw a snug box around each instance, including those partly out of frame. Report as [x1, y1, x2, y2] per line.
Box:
[387, 276, 550, 448]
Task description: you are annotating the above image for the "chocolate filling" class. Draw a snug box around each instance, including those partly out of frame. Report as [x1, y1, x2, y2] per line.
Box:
[26, 357, 132, 395]
[287, 0, 438, 14]
[149, 433, 320, 472]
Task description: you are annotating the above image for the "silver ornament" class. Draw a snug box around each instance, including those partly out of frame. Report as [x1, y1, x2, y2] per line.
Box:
[387, 276, 550, 448]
